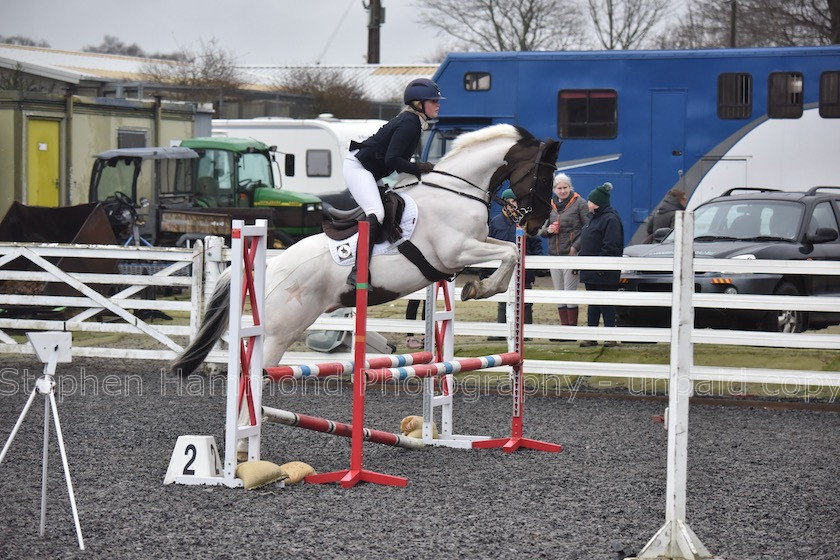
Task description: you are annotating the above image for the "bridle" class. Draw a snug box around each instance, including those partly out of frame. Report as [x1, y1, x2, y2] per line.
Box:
[500, 141, 557, 225]
[393, 140, 557, 225]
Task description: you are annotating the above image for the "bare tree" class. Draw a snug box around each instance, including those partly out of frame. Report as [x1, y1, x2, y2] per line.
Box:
[0, 35, 50, 48]
[588, 0, 671, 49]
[140, 39, 244, 106]
[416, 0, 588, 51]
[84, 35, 147, 57]
[0, 62, 49, 92]
[273, 68, 373, 118]
[655, 0, 840, 49]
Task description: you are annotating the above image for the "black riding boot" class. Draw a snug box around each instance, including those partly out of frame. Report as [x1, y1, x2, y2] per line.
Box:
[347, 214, 382, 289]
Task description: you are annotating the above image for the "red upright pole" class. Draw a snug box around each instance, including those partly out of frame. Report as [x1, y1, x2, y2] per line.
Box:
[472, 227, 563, 453]
[305, 221, 409, 487]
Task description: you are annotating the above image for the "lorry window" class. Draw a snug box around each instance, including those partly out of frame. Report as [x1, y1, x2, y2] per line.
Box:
[424, 129, 463, 163]
[718, 73, 752, 119]
[819, 71, 840, 118]
[768, 72, 804, 119]
[557, 89, 617, 139]
[464, 72, 491, 91]
[306, 149, 331, 177]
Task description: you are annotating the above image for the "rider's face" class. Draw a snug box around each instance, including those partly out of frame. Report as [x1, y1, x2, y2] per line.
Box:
[423, 99, 441, 118]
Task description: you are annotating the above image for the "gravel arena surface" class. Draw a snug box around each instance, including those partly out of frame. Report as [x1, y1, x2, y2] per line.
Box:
[0, 355, 838, 560]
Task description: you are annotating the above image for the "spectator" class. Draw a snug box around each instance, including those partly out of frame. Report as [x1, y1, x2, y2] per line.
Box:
[579, 182, 624, 347]
[405, 299, 425, 349]
[645, 188, 687, 242]
[485, 188, 543, 340]
[538, 173, 590, 328]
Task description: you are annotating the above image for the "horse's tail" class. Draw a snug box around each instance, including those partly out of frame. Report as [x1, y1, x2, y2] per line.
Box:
[169, 268, 232, 377]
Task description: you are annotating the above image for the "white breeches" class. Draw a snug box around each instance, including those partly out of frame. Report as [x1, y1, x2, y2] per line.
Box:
[344, 151, 385, 223]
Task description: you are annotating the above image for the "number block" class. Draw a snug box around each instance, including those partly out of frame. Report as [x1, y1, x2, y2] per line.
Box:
[164, 435, 222, 485]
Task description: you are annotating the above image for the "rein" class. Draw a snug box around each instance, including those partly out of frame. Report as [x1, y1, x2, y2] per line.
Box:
[392, 140, 557, 222]
[393, 170, 491, 207]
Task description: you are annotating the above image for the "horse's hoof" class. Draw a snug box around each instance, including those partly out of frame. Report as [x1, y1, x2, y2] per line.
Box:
[461, 281, 477, 301]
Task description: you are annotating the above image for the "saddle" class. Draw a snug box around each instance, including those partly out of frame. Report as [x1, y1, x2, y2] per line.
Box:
[322, 189, 405, 245]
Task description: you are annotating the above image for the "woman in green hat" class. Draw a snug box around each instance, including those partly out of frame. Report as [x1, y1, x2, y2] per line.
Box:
[578, 182, 624, 347]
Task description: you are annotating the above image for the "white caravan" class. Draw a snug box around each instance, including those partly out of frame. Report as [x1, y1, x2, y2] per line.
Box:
[212, 115, 387, 209]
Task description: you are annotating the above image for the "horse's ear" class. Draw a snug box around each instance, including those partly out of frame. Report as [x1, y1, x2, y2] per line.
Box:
[544, 139, 562, 161]
[487, 164, 510, 192]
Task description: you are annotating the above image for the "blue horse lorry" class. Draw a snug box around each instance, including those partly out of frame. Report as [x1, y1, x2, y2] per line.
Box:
[422, 46, 840, 244]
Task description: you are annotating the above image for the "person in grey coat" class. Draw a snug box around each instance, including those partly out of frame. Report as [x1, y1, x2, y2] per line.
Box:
[538, 173, 590, 327]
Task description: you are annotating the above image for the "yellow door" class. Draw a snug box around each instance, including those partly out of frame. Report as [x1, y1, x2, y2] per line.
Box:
[27, 119, 60, 206]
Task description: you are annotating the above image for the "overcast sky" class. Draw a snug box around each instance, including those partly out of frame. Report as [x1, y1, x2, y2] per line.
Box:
[0, 0, 437, 65]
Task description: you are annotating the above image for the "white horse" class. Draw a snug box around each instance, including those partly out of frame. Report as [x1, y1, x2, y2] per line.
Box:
[171, 124, 560, 375]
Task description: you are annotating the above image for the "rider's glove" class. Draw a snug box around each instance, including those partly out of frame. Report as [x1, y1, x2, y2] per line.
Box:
[416, 162, 435, 177]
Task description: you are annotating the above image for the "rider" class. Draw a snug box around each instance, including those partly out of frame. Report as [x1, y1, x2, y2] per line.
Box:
[343, 77, 444, 286]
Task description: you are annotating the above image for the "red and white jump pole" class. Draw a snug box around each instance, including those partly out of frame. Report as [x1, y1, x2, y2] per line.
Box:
[305, 221, 409, 488]
[366, 352, 521, 382]
[262, 406, 424, 450]
[266, 351, 433, 380]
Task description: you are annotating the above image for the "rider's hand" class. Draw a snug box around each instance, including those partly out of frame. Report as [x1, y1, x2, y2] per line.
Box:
[416, 162, 435, 176]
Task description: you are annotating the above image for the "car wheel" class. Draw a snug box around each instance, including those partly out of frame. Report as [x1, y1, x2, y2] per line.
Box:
[764, 281, 806, 333]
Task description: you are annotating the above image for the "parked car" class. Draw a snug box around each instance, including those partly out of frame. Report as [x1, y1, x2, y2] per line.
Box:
[617, 187, 840, 332]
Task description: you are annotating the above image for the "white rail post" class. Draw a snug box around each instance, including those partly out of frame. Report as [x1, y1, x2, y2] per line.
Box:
[421, 279, 490, 448]
[630, 211, 719, 559]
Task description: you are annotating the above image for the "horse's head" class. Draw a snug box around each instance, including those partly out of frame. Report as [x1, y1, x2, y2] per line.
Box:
[490, 128, 561, 236]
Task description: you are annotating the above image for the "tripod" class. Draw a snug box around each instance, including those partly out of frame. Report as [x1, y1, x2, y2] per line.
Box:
[0, 332, 84, 550]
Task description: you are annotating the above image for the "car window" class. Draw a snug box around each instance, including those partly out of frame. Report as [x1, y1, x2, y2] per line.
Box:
[808, 201, 838, 236]
[694, 200, 802, 239]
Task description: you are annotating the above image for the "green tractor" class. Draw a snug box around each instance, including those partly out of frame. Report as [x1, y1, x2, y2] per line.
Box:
[90, 139, 322, 248]
[180, 137, 323, 247]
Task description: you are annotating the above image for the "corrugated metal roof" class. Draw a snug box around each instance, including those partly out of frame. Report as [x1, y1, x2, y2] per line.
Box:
[0, 43, 156, 81]
[0, 44, 437, 101]
[241, 64, 437, 102]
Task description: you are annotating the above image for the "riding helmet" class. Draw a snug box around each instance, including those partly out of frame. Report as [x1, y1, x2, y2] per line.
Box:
[403, 78, 445, 104]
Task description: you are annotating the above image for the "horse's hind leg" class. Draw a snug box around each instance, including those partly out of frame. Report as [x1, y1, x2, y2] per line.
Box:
[452, 238, 518, 301]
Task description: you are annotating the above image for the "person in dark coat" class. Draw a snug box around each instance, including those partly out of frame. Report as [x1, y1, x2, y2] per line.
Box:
[485, 189, 543, 339]
[645, 188, 687, 242]
[578, 182, 624, 347]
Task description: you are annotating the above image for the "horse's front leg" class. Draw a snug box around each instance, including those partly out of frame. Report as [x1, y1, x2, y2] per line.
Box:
[450, 237, 518, 301]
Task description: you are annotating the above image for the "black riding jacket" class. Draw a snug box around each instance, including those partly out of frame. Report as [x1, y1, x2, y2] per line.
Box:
[350, 111, 424, 180]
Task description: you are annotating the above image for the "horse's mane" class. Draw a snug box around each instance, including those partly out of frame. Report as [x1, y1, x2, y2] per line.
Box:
[439, 124, 534, 163]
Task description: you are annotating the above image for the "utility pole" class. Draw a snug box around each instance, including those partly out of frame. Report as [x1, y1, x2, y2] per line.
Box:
[364, 0, 385, 64]
[729, 0, 737, 48]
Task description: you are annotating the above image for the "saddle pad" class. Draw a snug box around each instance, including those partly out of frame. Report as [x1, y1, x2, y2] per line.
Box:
[328, 193, 418, 266]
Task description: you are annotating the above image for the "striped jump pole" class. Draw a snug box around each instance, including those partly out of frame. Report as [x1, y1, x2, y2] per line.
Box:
[266, 352, 434, 381]
[472, 227, 563, 454]
[262, 407, 424, 450]
[305, 220, 409, 488]
[366, 352, 521, 383]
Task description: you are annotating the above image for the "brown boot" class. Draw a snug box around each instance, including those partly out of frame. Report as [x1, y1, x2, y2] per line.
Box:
[557, 307, 569, 325]
[567, 307, 579, 326]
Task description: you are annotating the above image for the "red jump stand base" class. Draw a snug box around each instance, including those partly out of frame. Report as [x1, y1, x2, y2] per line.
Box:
[305, 468, 407, 488]
[472, 436, 563, 453]
[472, 418, 563, 453]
